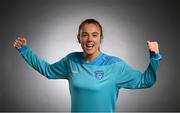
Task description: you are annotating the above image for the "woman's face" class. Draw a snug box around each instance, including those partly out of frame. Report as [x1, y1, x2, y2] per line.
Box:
[78, 23, 102, 56]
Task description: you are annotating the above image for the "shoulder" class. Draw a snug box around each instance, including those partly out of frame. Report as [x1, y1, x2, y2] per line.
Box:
[65, 52, 82, 63]
[66, 52, 82, 58]
[101, 53, 124, 65]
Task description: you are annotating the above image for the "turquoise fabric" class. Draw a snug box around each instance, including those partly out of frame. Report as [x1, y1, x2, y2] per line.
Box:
[18, 45, 162, 112]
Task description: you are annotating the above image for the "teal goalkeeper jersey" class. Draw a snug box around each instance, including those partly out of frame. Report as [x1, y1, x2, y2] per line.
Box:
[18, 45, 162, 112]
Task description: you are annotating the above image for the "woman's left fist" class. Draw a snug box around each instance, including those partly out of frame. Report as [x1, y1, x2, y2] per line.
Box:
[147, 41, 159, 54]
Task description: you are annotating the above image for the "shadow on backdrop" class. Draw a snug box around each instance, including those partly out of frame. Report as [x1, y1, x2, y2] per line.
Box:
[0, 0, 179, 112]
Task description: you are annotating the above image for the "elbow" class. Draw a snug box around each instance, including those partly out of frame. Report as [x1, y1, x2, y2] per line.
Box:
[45, 75, 55, 79]
[144, 73, 157, 88]
[146, 79, 157, 88]
[46, 75, 52, 79]
[138, 79, 157, 89]
[43, 65, 55, 79]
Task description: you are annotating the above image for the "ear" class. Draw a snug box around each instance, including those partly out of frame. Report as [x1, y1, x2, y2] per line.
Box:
[77, 34, 80, 43]
[100, 36, 104, 43]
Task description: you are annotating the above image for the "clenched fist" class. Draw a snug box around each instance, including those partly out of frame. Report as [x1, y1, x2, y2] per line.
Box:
[13, 37, 27, 49]
[147, 41, 159, 54]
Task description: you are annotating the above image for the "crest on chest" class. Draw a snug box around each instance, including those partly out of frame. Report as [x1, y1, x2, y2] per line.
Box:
[94, 70, 104, 80]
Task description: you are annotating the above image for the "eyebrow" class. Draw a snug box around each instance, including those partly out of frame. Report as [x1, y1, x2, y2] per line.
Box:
[82, 32, 88, 34]
[92, 32, 99, 35]
[82, 32, 99, 35]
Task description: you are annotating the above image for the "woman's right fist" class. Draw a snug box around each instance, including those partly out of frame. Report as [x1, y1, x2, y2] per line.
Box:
[13, 37, 27, 49]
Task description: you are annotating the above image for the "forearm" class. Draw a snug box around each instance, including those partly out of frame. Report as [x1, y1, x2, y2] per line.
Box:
[136, 53, 162, 88]
[18, 45, 51, 78]
[118, 52, 162, 89]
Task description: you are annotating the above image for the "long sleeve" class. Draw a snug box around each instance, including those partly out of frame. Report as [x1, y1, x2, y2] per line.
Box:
[18, 45, 68, 79]
[116, 53, 162, 89]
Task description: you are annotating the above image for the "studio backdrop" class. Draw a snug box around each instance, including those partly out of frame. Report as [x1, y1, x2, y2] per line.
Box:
[0, 0, 179, 112]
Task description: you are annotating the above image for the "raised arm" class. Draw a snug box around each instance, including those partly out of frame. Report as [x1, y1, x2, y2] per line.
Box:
[116, 41, 162, 89]
[13, 37, 68, 79]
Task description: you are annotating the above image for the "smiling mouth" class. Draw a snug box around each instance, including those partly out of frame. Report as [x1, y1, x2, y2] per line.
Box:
[86, 44, 94, 50]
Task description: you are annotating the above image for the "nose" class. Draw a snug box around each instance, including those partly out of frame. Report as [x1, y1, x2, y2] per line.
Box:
[87, 35, 93, 42]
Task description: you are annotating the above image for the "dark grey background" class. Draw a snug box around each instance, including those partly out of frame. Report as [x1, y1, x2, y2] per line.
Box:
[0, 0, 179, 112]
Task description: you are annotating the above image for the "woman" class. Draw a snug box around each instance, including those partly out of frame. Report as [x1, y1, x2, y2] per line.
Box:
[13, 19, 162, 112]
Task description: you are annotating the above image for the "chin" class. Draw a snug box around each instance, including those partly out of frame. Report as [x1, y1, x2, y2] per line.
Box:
[84, 49, 96, 55]
[84, 51, 94, 55]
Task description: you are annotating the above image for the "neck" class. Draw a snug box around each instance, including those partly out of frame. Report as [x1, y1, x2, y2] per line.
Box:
[83, 51, 101, 62]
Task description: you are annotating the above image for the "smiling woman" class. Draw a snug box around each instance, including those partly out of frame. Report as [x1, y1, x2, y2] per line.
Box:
[13, 18, 162, 112]
[77, 19, 103, 62]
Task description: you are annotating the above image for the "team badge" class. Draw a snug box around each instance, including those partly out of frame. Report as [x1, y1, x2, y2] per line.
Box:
[94, 70, 104, 80]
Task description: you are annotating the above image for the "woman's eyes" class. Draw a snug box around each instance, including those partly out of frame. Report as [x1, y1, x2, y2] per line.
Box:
[82, 34, 88, 37]
[82, 35, 97, 37]
[92, 33, 99, 37]
[81, 33, 98, 37]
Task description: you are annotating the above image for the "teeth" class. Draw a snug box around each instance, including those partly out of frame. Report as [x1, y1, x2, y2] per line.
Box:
[87, 45, 93, 47]
[86, 44, 94, 47]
